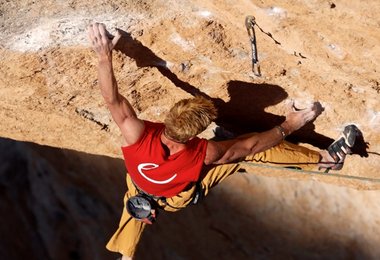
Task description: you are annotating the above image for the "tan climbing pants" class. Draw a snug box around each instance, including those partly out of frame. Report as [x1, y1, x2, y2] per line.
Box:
[106, 140, 320, 257]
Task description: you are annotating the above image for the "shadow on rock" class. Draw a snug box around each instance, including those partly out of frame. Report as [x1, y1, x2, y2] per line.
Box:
[135, 177, 374, 260]
[114, 28, 339, 150]
[0, 137, 125, 260]
[0, 138, 375, 260]
[212, 80, 287, 135]
[351, 127, 370, 158]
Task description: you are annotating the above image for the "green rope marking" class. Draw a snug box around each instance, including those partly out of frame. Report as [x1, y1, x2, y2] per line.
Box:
[240, 161, 380, 183]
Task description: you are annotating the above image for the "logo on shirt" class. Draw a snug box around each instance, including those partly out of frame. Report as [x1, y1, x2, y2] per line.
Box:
[137, 163, 177, 184]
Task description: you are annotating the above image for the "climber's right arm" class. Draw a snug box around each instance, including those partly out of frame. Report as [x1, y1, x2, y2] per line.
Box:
[88, 23, 144, 146]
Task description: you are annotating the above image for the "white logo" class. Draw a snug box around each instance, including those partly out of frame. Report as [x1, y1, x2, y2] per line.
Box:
[137, 163, 177, 184]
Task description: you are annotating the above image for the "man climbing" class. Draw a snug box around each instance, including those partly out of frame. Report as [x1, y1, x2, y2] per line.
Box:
[87, 23, 358, 260]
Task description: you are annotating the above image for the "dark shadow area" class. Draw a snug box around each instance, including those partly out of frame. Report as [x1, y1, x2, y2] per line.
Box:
[0, 137, 375, 260]
[135, 179, 375, 260]
[115, 29, 204, 97]
[0, 137, 125, 260]
[351, 128, 370, 158]
[115, 29, 334, 149]
[286, 122, 334, 149]
[213, 81, 288, 135]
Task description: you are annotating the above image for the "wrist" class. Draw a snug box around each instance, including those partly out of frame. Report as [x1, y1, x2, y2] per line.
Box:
[279, 121, 292, 138]
[275, 125, 287, 140]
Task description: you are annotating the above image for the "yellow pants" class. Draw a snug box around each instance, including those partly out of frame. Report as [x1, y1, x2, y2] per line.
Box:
[106, 140, 320, 256]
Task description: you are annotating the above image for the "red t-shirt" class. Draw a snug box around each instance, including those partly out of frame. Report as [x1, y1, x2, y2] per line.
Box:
[121, 121, 208, 197]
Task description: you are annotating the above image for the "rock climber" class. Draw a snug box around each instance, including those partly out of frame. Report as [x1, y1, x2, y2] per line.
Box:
[87, 22, 358, 260]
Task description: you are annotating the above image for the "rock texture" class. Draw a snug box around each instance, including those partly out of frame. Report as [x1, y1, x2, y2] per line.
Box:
[0, 0, 379, 259]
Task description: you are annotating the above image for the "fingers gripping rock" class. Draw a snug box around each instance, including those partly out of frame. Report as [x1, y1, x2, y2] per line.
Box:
[87, 22, 121, 57]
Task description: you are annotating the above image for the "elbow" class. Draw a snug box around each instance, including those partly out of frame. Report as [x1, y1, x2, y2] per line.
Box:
[100, 85, 120, 105]
[103, 93, 121, 106]
[104, 97, 117, 106]
[246, 140, 260, 155]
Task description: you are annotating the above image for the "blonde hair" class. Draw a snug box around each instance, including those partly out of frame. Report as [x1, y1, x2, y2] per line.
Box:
[164, 96, 217, 143]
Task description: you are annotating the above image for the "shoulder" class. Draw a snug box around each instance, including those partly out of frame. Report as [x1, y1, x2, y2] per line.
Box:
[121, 120, 163, 147]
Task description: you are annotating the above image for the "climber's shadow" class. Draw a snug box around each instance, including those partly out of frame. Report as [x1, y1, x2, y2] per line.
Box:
[115, 29, 204, 97]
[210, 81, 335, 149]
[115, 29, 163, 67]
[351, 129, 369, 158]
[213, 81, 286, 135]
[114, 28, 361, 151]
[212, 82, 369, 154]
[213, 81, 287, 136]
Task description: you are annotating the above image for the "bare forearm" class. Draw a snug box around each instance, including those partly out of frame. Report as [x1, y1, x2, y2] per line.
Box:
[89, 23, 145, 145]
[247, 125, 286, 154]
[214, 125, 285, 164]
[97, 57, 138, 124]
[212, 102, 319, 164]
[98, 57, 119, 104]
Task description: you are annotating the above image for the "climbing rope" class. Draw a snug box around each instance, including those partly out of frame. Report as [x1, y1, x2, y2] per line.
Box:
[240, 161, 380, 183]
[245, 15, 261, 77]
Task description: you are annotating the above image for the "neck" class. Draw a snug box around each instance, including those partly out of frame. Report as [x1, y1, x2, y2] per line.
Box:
[161, 132, 186, 155]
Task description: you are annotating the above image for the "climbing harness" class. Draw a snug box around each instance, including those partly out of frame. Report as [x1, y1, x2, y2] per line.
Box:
[126, 179, 167, 224]
[127, 180, 204, 223]
[245, 15, 261, 77]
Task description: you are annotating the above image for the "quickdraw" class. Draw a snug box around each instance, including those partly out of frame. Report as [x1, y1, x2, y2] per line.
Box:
[245, 15, 261, 77]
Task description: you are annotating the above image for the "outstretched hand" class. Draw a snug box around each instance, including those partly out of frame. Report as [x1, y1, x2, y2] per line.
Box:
[88, 23, 121, 59]
[283, 101, 322, 134]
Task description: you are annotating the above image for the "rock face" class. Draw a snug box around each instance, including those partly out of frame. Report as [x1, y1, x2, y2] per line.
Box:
[0, 0, 380, 259]
[1, 0, 379, 177]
